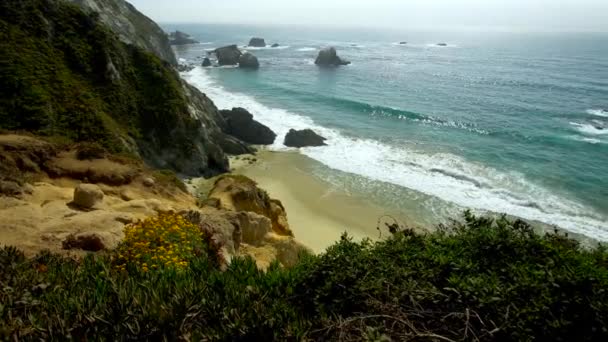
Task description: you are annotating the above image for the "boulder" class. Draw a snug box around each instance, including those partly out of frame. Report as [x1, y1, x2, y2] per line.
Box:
[202, 57, 211, 67]
[217, 134, 257, 155]
[169, 31, 199, 45]
[208, 175, 293, 236]
[214, 45, 242, 66]
[399, 41, 407, 45]
[271, 43, 280, 48]
[177, 64, 194, 72]
[437, 43, 448, 46]
[248, 37, 266, 47]
[220, 108, 276, 145]
[62, 232, 108, 252]
[73, 184, 104, 209]
[315, 47, 350, 66]
[283, 129, 327, 148]
[239, 52, 260, 69]
[142, 177, 155, 187]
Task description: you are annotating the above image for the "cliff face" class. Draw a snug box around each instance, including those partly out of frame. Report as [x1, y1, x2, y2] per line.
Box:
[66, 0, 177, 66]
[0, 0, 250, 177]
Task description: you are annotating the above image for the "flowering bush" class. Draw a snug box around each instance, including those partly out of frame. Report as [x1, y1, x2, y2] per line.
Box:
[113, 213, 216, 272]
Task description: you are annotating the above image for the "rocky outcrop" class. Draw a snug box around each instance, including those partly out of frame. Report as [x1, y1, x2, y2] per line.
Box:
[315, 47, 350, 66]
[220, 108, 276, 145]
[214, 45, 242, 66]
[169, 31, 199, 45]
[248, 37, 266, 47]
[271, 43, 280, 48]
[284, 129, 327, 147]
[399, 41, 407, 45]
[239, 52, 260, 69]
[67, 0, 177, 65]
[73, 184, 104, 208]
[202, 57, 212, 67]
[437, 43, 448, 46]
[208, 175, 293, 237]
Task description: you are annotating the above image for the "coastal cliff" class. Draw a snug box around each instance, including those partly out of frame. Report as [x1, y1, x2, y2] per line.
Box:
[0, 0, 249, 177]
[66, 0, 177, 65]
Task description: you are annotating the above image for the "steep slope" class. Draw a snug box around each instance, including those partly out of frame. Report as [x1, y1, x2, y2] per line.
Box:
[0, 0, 250, 176]
[66, 0, 177, 65]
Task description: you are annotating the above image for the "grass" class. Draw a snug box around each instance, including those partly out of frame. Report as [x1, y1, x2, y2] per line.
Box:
[1, 212, 606, 341]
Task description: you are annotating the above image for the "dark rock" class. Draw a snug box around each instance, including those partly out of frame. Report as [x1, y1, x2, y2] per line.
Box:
[214, 45, 242, 66]
[437, 43, 448, 46]
[271, 43, 280, 48]
[283, 129, 327, 148]
[239, 52, 259, 69]
[248, 37, 266, 47]
[399, 41, 407, 45]
[169, 31, 199, 45]
[202, 57, 211, 67]
[220, 108, 276, 145]
[62, 233, 107, 252]
[315, 47, 350, 67]
[217, 134, 257, 155]
[177, 64, 194, 72]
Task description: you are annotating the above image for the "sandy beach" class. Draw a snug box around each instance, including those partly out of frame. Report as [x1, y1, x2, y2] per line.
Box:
[189, 150, 414, 253]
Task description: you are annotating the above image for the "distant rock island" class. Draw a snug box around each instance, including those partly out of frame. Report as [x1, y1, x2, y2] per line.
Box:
[169, 31, 199, 45]
[248, 37, 266, 47]
[437, 43, 448, 47]
[315, 47, 350, 67]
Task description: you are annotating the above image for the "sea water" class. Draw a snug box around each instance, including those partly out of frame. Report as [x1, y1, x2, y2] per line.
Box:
[167, 24, 608, 241]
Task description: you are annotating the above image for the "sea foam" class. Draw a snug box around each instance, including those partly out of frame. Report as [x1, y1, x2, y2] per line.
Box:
[587, 109, 608, 117]
[181, 67, 608, 241]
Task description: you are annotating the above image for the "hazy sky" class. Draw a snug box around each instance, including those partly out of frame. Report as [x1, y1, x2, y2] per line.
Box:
[129, 0, 608, 32]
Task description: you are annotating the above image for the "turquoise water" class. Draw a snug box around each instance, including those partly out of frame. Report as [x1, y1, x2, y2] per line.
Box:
[168, 24, 608, 240]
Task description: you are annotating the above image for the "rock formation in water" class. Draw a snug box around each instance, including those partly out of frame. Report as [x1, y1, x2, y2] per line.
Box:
[315, 47, 350, 66]
[284, 129, 327, 147]
[271, 43, 280, 48]
[239, 52, 260, 69]
[248, 37, 266, 47]
[169, 31, 199, 45]
[220, 108, 276, 145]
[214, 45, 243, 66]
[202, 57, 212, 67]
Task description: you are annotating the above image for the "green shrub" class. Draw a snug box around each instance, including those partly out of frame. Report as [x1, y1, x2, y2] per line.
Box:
[0, 213, 606, 340]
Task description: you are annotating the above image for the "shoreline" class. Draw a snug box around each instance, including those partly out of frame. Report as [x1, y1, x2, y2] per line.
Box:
[187, 149, 603, 252]
[190, 150, 417, 253]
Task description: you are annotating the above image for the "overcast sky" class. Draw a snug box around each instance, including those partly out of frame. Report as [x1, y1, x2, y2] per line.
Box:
[129, 0, 608, 32]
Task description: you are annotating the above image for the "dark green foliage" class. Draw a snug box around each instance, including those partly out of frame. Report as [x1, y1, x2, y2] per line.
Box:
[1, 213, 607, 341]
[0, 0, 197, 158]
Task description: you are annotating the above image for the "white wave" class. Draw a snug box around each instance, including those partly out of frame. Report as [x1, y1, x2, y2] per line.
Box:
[570, 122, 608, 135]
[587, 109, 608, 117]
[569, 135, 603, 144]
[199, 42, 214, 45]
[297, 47, 317, 52]
[181, 67, 608, 241]
[178, 58, 187, 63]
[242, 45, 290, 50]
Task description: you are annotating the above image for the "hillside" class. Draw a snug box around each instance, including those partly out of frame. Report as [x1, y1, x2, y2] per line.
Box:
[0, 0, 249, 177]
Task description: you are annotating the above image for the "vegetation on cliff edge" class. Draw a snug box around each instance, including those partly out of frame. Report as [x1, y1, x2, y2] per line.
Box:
[1, 212, 606, 341]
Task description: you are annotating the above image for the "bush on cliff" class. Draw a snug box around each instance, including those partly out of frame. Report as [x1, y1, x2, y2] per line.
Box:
[1, 212, 606, 340]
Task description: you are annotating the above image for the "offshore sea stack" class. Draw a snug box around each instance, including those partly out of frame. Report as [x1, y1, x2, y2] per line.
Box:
[284, 129, 327, 147]
[168, 31, 199, 45]
[315, 47, 350, 66]
[220, 108, 276, 145]
[248, 37, 266, 47]
[239, 52, 260, 69]
[214, 45, 243, 65]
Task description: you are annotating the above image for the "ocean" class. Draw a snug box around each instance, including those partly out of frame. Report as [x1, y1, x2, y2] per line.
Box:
[166, 23, 608, 241]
